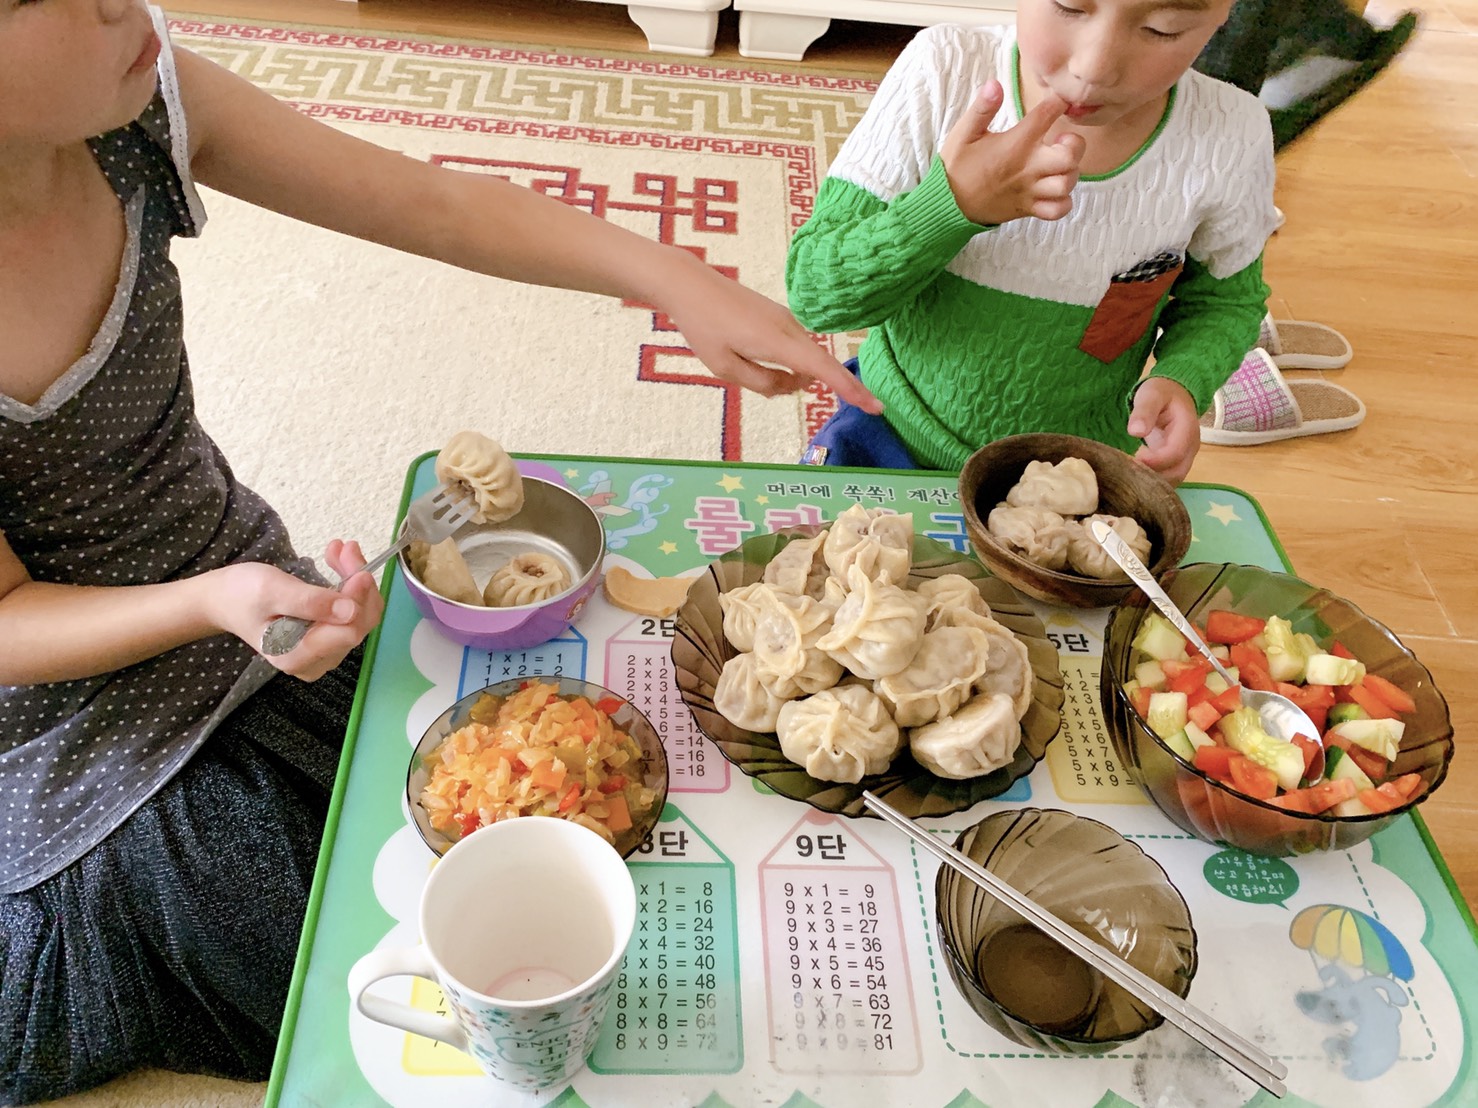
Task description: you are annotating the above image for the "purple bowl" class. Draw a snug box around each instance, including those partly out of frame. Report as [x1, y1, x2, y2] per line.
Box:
[398, 477, 605, 651]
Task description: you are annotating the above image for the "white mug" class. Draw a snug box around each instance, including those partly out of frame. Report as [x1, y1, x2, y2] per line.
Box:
[347, 817, 635, 1091]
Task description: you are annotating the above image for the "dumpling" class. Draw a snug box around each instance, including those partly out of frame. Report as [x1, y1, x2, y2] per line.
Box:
[414, 537, 482, 606]
[751, 590, 845, 699]
[873, 625, 994, 728]
[776, 685, 902, 783]
[714, 653, 786, 732]
[913, 573, 990, 631]
[484, 552, 570, 607]
[822, 503, 913, 585]
[815, 564, 927, 680]
[987, 503, 1072, 571]
[1065, 514, 1152, 580]
[435, 430, 524, 525]
[908, 692, 1022, 779]
[763, 530, 832, 600]
[976, 625, 1035, 721]
[718, 581, 776, 652]
[1004, 457, 1098, 516]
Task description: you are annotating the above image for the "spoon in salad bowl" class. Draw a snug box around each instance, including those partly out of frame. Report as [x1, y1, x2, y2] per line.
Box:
[1090, 520, 1325, 784]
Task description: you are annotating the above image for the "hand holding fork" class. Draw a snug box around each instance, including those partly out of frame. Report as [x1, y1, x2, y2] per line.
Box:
[259, 484, 478, 657]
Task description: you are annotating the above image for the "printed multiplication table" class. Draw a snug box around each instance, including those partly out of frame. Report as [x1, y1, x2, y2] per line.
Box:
[590, 808, 742, 1075]
[458, 635, 588, 699]
[1045, 654, 1147, 805]
[605, 616, 728, 792]
[758, 812, 922, 1075]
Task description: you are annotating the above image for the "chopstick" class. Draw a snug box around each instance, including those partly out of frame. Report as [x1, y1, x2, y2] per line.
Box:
[861, 791, 1288, 1098]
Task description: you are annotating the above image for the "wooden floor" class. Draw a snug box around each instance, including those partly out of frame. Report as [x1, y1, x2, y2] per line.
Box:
[177, 0, 1478, 918]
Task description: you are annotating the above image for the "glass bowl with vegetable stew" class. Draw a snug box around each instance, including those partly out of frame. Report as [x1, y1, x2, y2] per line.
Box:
[1101, 563, 1454, 856]
[407, 677, 668, 859]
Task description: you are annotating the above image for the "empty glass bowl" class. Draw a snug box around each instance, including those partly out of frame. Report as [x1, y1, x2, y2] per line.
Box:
[934, 807, 1197, 1054]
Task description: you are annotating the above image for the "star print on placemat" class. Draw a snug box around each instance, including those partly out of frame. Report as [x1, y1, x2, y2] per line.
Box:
[1206, 502, 1242, 525]
[717, 474, 744, 492]
[659, 541, 678, 555]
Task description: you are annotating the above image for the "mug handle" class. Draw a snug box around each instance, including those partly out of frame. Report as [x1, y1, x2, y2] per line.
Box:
[347, 946, 469, 1050]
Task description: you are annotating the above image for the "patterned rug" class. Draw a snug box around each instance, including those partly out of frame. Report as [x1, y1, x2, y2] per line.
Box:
[169, 15, 878, 561]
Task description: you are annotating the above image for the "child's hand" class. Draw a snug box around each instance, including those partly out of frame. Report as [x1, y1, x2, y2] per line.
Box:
[940, 79, 1085, 227]
[660, 260, 884, 414]
[1128, 378, 1200, 484]
[211, 540, 385, 680]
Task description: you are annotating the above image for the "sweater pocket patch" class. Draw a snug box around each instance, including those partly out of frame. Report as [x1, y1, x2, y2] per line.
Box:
[1078, 251, 1184, 363]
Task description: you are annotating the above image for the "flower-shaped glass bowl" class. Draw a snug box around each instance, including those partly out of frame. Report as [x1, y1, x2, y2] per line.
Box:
[959, 433, 1192, 609]
[671, 527, 1064, 819]
[406, 677, 669, 859]
[1102, 562, 1455, 856]
[935, 807, 1197, 1055]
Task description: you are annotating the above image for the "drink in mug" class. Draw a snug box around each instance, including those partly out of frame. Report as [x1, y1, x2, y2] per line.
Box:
[347, 817, 636, 1091]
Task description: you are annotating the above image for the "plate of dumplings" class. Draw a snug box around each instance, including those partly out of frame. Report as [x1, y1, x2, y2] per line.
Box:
[671, 506, 1065, 819]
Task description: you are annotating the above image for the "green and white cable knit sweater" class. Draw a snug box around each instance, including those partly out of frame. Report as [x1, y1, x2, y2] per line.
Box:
[787, 24, 1278, 471]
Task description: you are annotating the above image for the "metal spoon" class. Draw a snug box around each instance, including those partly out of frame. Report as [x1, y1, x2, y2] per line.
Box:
[1090, 520, 1324, 780]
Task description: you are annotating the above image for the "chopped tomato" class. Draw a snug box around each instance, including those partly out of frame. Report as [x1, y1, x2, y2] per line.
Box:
[1194, 744, 1237, 783]
[598, 774, 628, 794]
[1211, 684, 1245, 714]
[1271, 777, 1357, 815]
[1167, 665, 1211, 697]
[1387, 773, 1425, 801]
[454, 811, 482, 838]
[1131, 685, 1154, 719]
[1303, 704, 1329, 734]
[1326, 733, 1391, 782]
[1229, 753, 1279, 801]
[1357, 786, 1404, 815]
[1280, 682, 1337, 711]
[1292, 734, 1321, 778]
[1345, 682, 1400, 721]
[1206, 610, 1266, 644]
[1361, 673, 1418, 715]
[1331, 641, 1357, 660]
[594, 696, 624, 717]
[1230, 643, 1276, 691]
[1188, 700, 1223, 732]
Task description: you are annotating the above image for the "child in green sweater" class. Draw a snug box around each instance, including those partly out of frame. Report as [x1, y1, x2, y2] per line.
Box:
[788, 0, 1277, 483]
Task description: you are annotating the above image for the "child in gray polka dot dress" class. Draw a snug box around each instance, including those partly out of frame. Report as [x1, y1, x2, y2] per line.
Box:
[0, 3, 867, 1103]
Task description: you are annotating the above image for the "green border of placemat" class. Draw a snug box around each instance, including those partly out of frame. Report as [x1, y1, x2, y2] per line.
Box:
[266, 455, 1478, 1107]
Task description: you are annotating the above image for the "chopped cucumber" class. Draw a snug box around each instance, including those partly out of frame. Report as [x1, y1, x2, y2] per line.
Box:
[1132, 613, 1189, 663]
[1263, 616, 1312, 682]
[1135, 660, 1167, 690]
[1163, 729, 1196, 762]
[1305, 653, 1367, 687]
[1147, 691, 1189, 740]
[1210, 644, 1231, 663]
[1328, 702, 1370, 726]
[1219, 707, 1306, 792]
[1330, 718, 1404, 763]
[1183, 721, 1215, 750]
[1325, 746, 1376, 792]
[1205, 672, 1230, 695]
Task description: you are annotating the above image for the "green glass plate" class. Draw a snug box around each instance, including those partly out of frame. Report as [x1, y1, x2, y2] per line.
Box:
[671, 527, 1065, 819]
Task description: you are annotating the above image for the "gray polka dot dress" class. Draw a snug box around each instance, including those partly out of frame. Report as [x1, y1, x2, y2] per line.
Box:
[0, 77, 317, 894]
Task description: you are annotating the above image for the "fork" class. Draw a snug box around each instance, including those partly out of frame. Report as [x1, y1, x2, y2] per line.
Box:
[259, 484, 479, 657]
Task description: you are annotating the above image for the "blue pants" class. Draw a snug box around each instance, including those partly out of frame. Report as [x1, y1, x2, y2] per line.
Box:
[801, 360, 919, 470]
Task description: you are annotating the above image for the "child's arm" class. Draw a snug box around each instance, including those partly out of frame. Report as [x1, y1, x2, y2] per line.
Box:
[786, 30, 1079, 335]
[0, 532, 381, 685]
[171, 49, 877, 413]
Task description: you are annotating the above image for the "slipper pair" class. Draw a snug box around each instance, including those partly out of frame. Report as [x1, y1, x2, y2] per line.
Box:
[1200, 347, 1365, 445]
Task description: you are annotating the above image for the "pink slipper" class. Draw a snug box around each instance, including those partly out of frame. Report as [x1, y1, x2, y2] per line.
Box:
[1200, 348, 1366, 445]
[1258, 312, 1353, 370]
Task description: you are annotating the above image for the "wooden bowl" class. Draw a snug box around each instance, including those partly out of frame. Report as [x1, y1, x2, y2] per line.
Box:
[959, 433, 1191, 609]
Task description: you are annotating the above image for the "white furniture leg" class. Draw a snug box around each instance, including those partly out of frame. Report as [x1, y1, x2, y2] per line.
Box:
[626, 5, 723, 56]
[737, 11, 832, 60]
